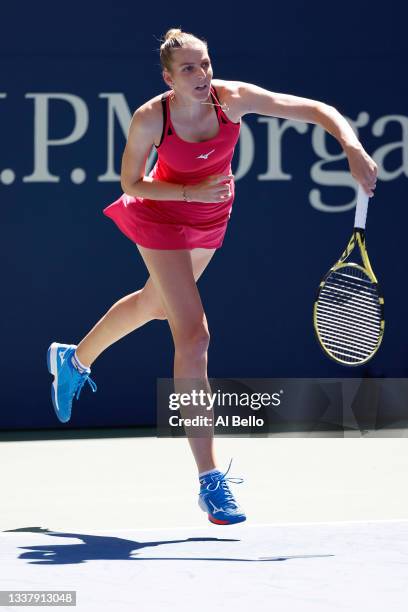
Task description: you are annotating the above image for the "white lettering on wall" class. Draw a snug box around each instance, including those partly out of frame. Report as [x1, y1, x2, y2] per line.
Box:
[23, 94, 89, 183]
[257, 117, 309, 181]
[1, 93, 406, 213]
[97, 93, 132, 182]
[372, 115, 408, 181]
[309, 112, 370, 212]
[234, 121, 255, 181]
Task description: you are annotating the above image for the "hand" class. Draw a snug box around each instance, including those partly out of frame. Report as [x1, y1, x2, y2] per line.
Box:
[345, 144, 378, 197]
[185, 174, 234, 203]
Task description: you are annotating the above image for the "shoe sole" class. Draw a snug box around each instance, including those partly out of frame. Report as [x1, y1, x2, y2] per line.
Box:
[208, 514, 246, 525]
[47, 342, 69, 423]
[198, 496, 246, 525]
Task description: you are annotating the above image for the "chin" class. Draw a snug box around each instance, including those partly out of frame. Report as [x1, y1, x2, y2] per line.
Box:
[193, 83, 211, 97]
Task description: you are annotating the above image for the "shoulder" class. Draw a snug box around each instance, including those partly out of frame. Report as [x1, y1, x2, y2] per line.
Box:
[128, 92, 168, 146]
[211, 79, 254, 121]
[212, 79, 244, 96]
[212, 79, 287, 119]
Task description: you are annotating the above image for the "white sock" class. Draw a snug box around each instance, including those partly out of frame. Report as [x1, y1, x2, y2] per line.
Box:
[199, 467, 219, 478]
[71, 351, 90, 374]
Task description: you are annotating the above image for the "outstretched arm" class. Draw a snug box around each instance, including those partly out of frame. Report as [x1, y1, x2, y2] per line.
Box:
[231, 82, 378, 196]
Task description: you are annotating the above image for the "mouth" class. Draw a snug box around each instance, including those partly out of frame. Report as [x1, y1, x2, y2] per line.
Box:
[195, 83, 209, 91]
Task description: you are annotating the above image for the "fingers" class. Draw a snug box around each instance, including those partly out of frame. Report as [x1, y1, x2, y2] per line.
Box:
[353, 160, 377, 197]
[214, 184, 232, 200]
[362, 170, 378, 197]
[211, 174, 233, 200]
[367, 162, 378, 197]
[349, 147, 378, 197]
[207, 174, 234, 185]
[362, 182, 376, 198]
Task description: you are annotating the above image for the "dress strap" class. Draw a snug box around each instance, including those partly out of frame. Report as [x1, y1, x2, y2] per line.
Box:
[157, 92, 173, 148]
[210, 85, 230, 124]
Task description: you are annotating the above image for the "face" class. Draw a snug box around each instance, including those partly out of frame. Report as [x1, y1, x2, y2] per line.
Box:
[163, 44, 213, 101]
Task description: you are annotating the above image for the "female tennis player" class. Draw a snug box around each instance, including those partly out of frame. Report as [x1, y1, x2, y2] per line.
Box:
[47, 28, 377, 525]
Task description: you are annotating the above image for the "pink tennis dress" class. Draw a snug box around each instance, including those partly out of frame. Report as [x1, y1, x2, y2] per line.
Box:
[103, 85, 241, 250]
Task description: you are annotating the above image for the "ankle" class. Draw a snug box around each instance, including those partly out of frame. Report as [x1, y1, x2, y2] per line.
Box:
[74, 348, 92, 369]
[71, 350, 91, 373]
[199, 467, 219, 478]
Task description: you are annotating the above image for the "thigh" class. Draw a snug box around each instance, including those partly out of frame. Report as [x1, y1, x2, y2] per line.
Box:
[190, 247, 216, 282]
[137, 247, 214, 338]
[141, 248, 216, 314]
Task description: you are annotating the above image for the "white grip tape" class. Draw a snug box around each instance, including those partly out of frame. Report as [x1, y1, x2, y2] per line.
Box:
[354, 185, 369, 230]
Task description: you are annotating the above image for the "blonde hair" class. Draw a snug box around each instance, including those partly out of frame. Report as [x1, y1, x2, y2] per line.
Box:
[159, 28, 208, 72]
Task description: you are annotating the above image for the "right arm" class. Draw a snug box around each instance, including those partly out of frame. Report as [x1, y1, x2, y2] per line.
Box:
[120, 102, 232, 203]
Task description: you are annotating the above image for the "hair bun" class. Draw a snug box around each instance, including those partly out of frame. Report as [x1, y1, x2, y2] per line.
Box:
[164, 28, 182, 41]
[159, 29, 207, 71]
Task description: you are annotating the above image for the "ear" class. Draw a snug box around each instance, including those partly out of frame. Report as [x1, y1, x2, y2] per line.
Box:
[162, 69, 173, 88]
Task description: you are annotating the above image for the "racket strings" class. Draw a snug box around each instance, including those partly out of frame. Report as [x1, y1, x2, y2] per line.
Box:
[316, 266, 382, 364]
[317, 314, 379, 344]
[322, 276, 379, 307]
[324, 278, 378, 302]
[318, 294, 381, 323]
[316, 307, 380, 337]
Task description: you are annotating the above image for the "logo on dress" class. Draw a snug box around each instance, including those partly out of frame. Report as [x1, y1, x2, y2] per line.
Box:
[196, 149, 215, 160]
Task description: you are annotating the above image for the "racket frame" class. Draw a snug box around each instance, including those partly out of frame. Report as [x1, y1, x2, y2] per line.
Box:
[313, 228, 385, 366]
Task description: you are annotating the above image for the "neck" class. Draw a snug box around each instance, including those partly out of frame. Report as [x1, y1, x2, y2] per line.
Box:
[170, 89, 214, 119]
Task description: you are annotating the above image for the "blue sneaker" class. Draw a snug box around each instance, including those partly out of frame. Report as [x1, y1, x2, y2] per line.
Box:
[198, 460, 246, 525]
[46, 342, 97, 423]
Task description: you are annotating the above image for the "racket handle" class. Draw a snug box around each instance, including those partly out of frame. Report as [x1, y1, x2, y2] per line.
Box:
[354, 185, 369, 230]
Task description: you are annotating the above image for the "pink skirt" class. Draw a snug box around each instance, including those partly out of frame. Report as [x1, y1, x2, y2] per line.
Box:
[103, 193, 234, 250]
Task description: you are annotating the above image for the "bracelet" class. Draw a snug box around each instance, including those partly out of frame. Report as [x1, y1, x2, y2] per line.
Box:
[182, 184, 189, 203]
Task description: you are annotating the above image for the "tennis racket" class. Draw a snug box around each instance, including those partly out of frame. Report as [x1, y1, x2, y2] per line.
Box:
[313, 185, 384, 366]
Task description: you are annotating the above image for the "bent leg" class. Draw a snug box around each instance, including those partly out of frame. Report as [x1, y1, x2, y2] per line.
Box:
[76, 248, 216, 367]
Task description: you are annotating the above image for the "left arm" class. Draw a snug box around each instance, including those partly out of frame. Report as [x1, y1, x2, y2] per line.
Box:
[230, 82, 378, 196]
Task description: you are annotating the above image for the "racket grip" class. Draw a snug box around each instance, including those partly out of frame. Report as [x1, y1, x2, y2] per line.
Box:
[354, 185, 369, 230]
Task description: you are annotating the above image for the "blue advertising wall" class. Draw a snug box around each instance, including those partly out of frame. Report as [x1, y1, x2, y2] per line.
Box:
[1, 1, 407, 428]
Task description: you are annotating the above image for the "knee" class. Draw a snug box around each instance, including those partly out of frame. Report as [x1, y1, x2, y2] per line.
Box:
[150, 307, 167, 321]
[174, 322, 210, 359]
[139, 286, 167, 321]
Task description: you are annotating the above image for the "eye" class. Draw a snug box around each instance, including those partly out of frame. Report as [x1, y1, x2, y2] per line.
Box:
[182, 65, 194, 72]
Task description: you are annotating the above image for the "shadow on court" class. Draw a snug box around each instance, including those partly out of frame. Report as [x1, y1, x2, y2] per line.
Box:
[3, 527, 334, 565]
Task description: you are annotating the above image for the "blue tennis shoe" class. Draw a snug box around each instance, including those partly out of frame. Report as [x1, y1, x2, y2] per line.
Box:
[198, 460, 246, 525]
[47, 342, 97, 423]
